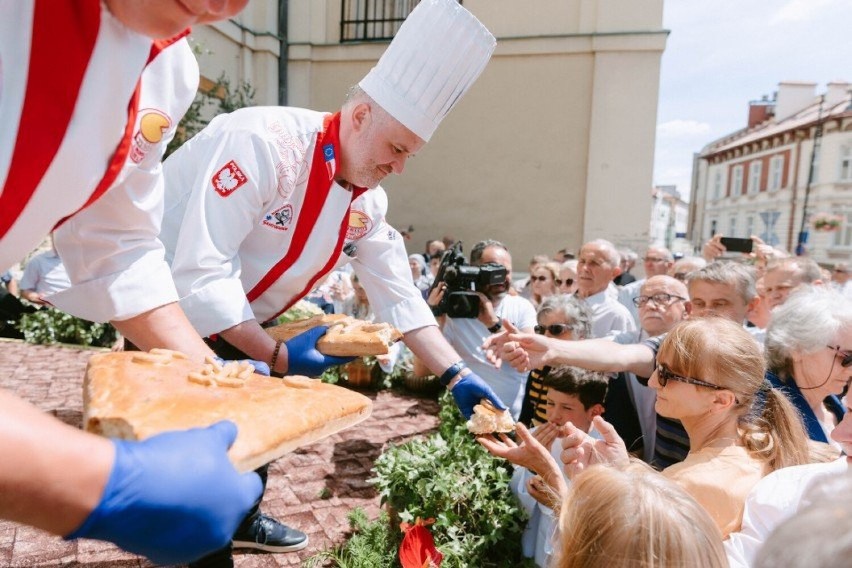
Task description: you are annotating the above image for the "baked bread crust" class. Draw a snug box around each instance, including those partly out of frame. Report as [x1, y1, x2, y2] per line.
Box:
[266, 314, 404, 356]
[83, 350, 372, 473]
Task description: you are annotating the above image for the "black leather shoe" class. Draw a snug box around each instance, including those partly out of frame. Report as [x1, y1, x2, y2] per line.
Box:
[232, 514, 308, 552]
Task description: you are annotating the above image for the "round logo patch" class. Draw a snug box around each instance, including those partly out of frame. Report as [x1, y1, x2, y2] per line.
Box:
[346, 209, 372, 240]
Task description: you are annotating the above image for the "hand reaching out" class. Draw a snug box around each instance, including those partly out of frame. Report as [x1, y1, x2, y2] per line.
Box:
[559, 416, 629, 479]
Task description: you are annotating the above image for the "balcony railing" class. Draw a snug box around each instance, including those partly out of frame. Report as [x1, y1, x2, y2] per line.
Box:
[340, 0, 420, 42]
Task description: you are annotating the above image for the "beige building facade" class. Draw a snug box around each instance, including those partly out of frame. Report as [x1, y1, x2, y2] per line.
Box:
[689, 81, 852, 266]
[190, 1, 667, 263]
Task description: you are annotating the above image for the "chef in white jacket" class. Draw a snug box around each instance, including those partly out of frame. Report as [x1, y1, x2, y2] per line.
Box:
[161, 0, 506, 419]
[0, 1, 264, 564]
[160, 0, 508, 563]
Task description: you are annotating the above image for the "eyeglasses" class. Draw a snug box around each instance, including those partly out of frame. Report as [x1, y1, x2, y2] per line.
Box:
[827, 345, 852, 367]
[643, 257, 668, 263]
[530, 275, 550, 282]
[655, 364, 725, 390]
[535, 323, 572, 335]
[555, 278, 574, 287]
[632, 293, 687, 308]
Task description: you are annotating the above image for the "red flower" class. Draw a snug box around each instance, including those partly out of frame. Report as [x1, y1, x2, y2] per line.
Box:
[399, 517, 443, 568]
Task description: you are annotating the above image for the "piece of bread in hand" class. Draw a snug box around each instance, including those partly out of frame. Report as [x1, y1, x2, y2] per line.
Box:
[466, 399, 515, 434]
[266, 314, 404, 357]
[83, 349, 372, 473]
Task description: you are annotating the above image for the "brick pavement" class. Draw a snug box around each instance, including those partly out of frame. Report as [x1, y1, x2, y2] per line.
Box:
[0, 340, 440, 567]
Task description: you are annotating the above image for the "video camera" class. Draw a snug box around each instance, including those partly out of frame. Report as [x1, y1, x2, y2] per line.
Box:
[429, 242, 508, 318]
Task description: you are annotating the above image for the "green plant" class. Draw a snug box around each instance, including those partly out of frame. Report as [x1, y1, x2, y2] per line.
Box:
[18, 307, 117, 347]
[304, 508, 398, 568]
[371, 394, 530, 568]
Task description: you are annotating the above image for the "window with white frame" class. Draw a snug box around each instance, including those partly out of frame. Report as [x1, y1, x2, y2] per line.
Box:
[745, 215, 754, 238]
[832, 210, 852, 248]
[748, 161, 762, 194]
[841, 145, 852, 181]
[728, 216, 737, 236]
[769, 155, 783, 191]
[712, 170, 722, 200]
[731, 165, 744, 196]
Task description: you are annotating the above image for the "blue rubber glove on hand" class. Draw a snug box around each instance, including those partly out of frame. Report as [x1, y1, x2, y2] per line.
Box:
[213, 356, 270, 376]
[451, 371, 508, 419]
[66, 421, 262, 565]
[283, 325, 355, 376]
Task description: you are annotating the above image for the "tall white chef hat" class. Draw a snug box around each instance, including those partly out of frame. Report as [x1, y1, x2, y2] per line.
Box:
[358, 0, 496, 143]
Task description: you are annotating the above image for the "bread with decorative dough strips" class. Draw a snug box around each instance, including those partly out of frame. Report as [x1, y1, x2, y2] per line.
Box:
[265, 313, 404, 357]
[83, 350, 372, 473]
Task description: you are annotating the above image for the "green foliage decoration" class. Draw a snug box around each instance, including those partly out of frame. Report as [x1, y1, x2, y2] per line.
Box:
[18, 307, 117, 348]
[304, 508, 398, 568]
[370, 392, 531, 568]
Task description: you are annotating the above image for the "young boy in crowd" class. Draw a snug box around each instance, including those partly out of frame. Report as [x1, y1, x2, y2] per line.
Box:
[510, 366, 608, 567]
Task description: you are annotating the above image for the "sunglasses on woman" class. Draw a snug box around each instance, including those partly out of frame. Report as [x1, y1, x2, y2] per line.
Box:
[555, 278, 574, 286]
[655, 364, 726, 390]
[530, 275, 551, 282]
[534, 323, 571, 335]
[827, 345, 852, 367]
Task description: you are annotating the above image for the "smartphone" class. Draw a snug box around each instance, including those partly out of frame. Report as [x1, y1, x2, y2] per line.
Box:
[720, 237, 753, 254]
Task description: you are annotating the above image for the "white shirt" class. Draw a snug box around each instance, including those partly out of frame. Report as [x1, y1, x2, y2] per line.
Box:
[442, 294, 536, 418]
[160, 107, 435, 337]
[725, 457, 849, 568]
[1, 2, 197, 322]
[580, 289, 637, 338]
[511, 427, 602, 567]
[20, 250, 71, 297]
[617, 277, 645, 327]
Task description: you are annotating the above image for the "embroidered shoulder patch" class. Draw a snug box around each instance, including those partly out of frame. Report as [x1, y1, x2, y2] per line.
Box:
[346, 209, 372, 240]
[212, 160, 248, 197]
[263, 203, 294, 231]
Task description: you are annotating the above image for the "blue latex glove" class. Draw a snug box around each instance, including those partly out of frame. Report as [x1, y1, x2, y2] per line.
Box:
[213, 355, 270, 376]
[283, 325, 355, 376]
[451, 370, 508, 419]
[66, 421, 262, 565]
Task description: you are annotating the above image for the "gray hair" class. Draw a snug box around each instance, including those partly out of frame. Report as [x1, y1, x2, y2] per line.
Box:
[765, 257, 823, 284]
[646, 246, 674, 262]
[686, 261, 756, 303]
[537, 294, 592, 340]
[470, 239, 509, 265]
[584, 239, 621, 266]
[765, 286, 852, 376]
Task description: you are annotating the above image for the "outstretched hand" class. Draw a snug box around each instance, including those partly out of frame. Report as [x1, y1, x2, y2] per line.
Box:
[477, 423, 567, 500]
[559, 416, 629, 479]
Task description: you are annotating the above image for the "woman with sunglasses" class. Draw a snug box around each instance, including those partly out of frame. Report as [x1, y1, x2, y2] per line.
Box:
[765, 286, 852, 447]
[518, 295, 592, 426]
[557, 260, 579, 295]
[529, 261, 561, 308]
[561, 317, 809, 537]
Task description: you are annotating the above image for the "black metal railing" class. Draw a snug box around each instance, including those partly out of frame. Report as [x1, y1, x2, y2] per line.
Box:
[340, 0, 420, 42]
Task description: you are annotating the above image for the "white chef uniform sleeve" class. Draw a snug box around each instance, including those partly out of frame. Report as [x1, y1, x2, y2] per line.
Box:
[48, 40, 198, 323]
[165, 128, 277, 338]
[349, 189, 436, 333]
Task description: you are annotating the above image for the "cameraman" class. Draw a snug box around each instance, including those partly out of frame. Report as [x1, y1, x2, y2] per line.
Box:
[429, 240, 537, 419]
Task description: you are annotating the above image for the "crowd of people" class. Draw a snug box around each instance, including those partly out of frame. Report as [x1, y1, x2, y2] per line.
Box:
[3, 1, 851, 567]
[467, 234, 851, 567]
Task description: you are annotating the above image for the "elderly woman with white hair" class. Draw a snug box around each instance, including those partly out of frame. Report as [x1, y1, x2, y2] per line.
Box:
[765, 286, 852, 446]
[519, 294, 592, 426]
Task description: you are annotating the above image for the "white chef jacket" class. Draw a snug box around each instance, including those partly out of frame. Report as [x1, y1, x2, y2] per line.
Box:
[0, 1, 196, 322]
[725, 457, 849, 568]
[160, 107, 435, 338]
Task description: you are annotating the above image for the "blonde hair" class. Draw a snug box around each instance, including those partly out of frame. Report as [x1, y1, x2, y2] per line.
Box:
[658, 318, 809, 471]
[531, 261, 562, 305]
[554, 462, 727, 568]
